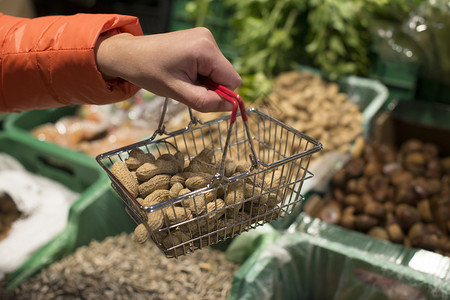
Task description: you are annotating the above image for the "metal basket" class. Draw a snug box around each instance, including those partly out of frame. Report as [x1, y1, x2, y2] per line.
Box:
[97, 93, 322, 258]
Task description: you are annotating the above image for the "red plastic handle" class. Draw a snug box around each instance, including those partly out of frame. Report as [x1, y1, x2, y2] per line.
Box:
[198, 76, 247, 124]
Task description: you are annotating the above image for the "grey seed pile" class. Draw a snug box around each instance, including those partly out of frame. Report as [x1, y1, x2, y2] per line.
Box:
[2, 232, 240, 300]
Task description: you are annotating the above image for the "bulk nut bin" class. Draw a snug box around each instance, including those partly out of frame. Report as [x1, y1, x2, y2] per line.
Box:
[229, 99, 450, 300]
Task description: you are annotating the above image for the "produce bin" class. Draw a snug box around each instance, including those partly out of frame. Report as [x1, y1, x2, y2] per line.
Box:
[295, 65, 388, 139]
[229, 213, 450, 300]
[0, 132, 135, 290]
[229, 99, 450, 299]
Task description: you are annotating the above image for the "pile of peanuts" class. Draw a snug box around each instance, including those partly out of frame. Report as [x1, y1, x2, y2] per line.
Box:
[111, 147, 284, 256]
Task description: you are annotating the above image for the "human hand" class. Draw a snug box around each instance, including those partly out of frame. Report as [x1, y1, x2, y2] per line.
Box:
[95, 27, 241, 112]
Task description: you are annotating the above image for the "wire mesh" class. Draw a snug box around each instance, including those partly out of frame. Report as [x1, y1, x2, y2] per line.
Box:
[97, 108, 322, 258]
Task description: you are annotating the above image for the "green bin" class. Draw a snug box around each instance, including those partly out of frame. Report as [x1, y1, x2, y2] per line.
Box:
[0, 132, 135, 290]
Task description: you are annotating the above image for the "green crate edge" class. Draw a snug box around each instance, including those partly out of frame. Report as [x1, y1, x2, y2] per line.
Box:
[0, 131, 135, 290]
[230, 212, 450, 300]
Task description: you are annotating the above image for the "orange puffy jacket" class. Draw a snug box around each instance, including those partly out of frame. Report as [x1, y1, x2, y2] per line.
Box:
[0, 13, 143, 113]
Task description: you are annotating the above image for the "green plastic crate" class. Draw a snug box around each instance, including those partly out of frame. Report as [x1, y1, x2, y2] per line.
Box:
[230, 213, 450, 300]
[0, 132, 135, 290]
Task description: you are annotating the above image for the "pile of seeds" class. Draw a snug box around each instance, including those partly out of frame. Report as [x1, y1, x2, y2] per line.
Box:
[3, 233, 240, 299]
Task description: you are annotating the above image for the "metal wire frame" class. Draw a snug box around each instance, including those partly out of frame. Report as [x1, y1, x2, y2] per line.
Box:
[97, 108, 322, 258]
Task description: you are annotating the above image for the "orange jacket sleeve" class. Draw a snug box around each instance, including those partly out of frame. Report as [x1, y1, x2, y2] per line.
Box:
[0, 13, 143, 113]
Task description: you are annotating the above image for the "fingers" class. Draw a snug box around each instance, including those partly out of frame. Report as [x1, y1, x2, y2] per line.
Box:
[171, 79, 234, 113]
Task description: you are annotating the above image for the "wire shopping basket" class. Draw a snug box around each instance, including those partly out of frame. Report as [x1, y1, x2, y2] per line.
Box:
[96, 77, 322, 258]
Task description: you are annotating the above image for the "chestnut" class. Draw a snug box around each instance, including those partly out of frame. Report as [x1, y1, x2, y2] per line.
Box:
[395, 204, 420, 229]
[386, 223, 404, 244]
[368, 226, 389, 241]
[403, 152, 427, 175]
[331, 168, 347, 187]
[316, 200, 341, 225]
[400, 139, 423, 154]
[417, 199, 433, 223]
[340, 213, 356, 230]
[343, 194, 360, 207]
[355, 214, 378, 232]
[364, 161, 383, 177]
[345, 157, 365, 178]
[364, 201, 386, 219]
[390, 171, 413, 187]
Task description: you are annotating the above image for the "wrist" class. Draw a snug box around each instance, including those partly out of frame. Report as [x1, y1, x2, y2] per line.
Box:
[95, 32, 134, 81]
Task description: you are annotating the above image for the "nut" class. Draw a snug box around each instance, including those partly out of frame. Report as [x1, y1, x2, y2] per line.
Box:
[368, 226, 389, 241]
[386, 223, 404, 244]
[169, 182, 184, 199]
[162, 231, 193, 256]
[189, 191, 215, 215]
[185, 173, 213, 190]
[136, 155, 179, 181]
[185, 159, 217, 174]
[146, 210, 164, 232]
[225, 180, 246, 215]
[141, 189, 170, 207]
[174, 151, 186, 173]
[139, 174, 171, 198]
[217, 211, 251, 236]
[111, 161, 139, 198]
[133, 223, 149, 244]
[126, 148, 155, 170]
[395, 204, 420, 230]
[204, 198, 226, 221]
[164, 206, 192, 225]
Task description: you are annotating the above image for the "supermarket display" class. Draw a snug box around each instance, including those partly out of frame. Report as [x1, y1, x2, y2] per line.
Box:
[2, 232, 239, 299]
[305, 138, 450, 257]
[1, 1, 449, 298]
[0, 153, 79, 280]
[26, 93, 185, 157]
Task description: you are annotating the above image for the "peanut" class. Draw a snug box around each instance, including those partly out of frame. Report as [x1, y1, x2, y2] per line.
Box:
[164, 206, 193, 225]
[111, 161, 139, 198]
[126, 148, 155, 170]
[133, 223, 149, 244]
[170, 172, 197, 186]
[189, 191, 215, 215]
[217, 212, 251, 236]
[139, 174, 171, 198]
[204, 198, 226, 221]
[162, 231, 192, 256]
[193, 147, 215, 163]
[179, 216, 212, 235]
[225, 180, 246, 216]
[264, 170, 284, 188]
[185, 159, 217, 175]
[174, 151, 186, 173]
[136, 155, 178, 181]
[146, 210, 164, 232]
[185, 173, 213, 190]
[169, 182, 184, 199]
[141, 189, 170, 207]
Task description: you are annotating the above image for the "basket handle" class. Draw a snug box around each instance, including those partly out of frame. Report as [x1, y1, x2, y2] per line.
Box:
[198, 76, 258, 181]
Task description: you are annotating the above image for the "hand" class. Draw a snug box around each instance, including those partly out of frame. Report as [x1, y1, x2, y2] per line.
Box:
[95, 27, 241, 112]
